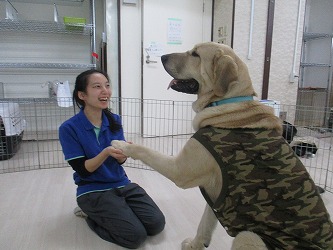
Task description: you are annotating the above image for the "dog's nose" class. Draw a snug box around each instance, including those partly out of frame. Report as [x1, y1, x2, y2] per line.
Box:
[161, 55, 168, 65]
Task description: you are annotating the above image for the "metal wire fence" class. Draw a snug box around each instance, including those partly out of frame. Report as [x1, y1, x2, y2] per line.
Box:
[0, 97, 332, 192]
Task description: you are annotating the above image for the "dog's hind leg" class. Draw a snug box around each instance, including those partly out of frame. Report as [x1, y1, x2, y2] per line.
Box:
[182, 204, 218, 250]
[231, 231, 268, 250]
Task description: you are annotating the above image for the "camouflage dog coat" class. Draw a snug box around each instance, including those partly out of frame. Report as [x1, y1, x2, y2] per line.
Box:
[192, 127, 333, 250]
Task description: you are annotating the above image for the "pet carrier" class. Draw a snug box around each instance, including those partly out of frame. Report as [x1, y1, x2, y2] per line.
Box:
[0, 102, 25, 160]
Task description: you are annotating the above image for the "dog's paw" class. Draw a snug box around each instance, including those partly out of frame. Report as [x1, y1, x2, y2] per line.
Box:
[111, 140, 130, 155]
[181, 238, 205, 250]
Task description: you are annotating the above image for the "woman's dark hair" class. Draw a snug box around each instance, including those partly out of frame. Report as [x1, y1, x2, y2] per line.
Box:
[73, 69, 109, 108]
[73, 69, 122, 132]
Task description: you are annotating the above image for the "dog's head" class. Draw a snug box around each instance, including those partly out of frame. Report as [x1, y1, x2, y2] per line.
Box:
[161, 42, 257, 111]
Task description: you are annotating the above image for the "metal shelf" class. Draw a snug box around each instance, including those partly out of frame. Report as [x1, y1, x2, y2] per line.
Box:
[299, 29, 333, 116]
[0, 62, 96, 69]
[300, 63, 331, 67]
[8, 0, 84, 5]
[0, 19, 93, 35]
[0, 0, 97, 79]
[303, 32, 332, 41]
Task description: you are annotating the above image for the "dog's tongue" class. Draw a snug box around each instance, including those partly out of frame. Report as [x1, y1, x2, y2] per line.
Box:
[167, 79, 199, 94]
[167, 79, 178, 90]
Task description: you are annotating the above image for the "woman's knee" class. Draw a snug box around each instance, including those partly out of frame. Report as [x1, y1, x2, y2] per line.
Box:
[88, 217, 148, 249]
[120, 231, 147, 249]
[121, 212, 165, 247]
[113, 223, 148, 249]
[146, 212, 166, 236]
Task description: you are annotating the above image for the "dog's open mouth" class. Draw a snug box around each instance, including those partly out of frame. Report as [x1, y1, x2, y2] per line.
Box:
[167, 79, 199, 94]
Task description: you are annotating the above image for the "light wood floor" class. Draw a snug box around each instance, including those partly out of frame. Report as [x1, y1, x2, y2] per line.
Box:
[1, 167, 333, 250]
[0, 167, 232, 250]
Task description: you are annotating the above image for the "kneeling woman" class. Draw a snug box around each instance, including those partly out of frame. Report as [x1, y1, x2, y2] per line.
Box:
[59, 69, 165, 249]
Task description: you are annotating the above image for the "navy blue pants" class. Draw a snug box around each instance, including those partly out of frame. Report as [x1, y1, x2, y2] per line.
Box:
[77, 183, 165, 249]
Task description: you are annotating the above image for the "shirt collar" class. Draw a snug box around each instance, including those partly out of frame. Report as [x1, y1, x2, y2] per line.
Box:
[78, 108, 109, 131]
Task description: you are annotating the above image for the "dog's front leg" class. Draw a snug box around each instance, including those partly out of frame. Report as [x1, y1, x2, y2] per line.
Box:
[111, 140, 182, 184]
[111, 139, 211, 188]
[182, 204, 218, 250]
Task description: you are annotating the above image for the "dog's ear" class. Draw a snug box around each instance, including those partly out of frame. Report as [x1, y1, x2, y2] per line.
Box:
[213, 52, 238, 96]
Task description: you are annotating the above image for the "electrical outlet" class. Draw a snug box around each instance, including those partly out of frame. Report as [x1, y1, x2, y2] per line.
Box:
[218, 38, 226, 44]
[218, 27, 224, 37]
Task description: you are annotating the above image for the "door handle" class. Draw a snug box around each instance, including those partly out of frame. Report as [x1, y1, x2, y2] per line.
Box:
[145, 48, 157, 64]
[146, 55, 157, 64]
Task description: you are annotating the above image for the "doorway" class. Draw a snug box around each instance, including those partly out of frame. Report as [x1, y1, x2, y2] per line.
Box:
[141, 0, 213, 136]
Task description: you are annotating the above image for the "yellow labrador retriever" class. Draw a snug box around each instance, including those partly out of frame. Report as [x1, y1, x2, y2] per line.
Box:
[112, 42, 333, 249]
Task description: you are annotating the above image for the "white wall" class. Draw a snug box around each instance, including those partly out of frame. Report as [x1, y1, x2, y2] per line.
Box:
[119, 1, 142, 99]
[233, 0, 268, 98]
[214, 0, 305, 106]
[269, 0, 305, 104]
[105, 0, 120, 98]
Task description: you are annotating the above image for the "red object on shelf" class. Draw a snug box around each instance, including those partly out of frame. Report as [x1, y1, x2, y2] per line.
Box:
[92, 52, 99, 60]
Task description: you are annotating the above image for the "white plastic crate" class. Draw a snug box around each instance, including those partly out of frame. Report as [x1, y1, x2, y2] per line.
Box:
[0, 102, 25, 160]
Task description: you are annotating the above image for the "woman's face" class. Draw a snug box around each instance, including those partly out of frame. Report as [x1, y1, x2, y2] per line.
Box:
[78, 72, 111, 110]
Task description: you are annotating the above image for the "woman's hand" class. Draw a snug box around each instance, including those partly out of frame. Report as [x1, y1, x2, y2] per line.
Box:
[104, 146, 127, 164]
[84, 142, 131, 172]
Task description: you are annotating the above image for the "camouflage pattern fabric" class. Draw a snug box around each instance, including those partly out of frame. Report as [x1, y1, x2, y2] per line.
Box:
[192, 127, 333, 250]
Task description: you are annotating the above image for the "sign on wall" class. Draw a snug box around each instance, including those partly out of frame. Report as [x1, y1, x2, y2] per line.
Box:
[167, 18, 182, 45]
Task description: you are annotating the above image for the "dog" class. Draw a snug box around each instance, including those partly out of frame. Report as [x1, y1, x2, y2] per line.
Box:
[112, 42, 333, 249]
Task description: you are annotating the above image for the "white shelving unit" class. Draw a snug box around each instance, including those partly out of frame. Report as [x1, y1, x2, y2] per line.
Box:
[0, 0, 97, 99]
[298, 31, 333, 127]
[300, 32, 333, 89]
[0, 2, 96, 70]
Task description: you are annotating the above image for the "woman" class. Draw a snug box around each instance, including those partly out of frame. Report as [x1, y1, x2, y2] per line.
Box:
[59, 69, 165, 249]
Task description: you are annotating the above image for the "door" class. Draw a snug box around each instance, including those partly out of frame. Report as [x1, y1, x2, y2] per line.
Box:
[142, 0, 212, 136]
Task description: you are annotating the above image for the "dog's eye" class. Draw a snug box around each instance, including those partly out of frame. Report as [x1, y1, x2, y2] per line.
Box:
[191, 51, 199, 57]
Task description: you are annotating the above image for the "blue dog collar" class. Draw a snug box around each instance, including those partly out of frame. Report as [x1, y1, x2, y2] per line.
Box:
[207, 96, 254, 107]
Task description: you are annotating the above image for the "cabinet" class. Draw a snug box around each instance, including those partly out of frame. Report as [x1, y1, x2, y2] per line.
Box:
[0, 0, 97, 98]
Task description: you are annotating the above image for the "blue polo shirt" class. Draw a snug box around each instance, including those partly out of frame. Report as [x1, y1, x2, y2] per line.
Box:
[59, 109, 130, 197]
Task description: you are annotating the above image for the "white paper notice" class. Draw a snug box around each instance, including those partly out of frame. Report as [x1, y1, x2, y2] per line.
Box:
[146, 42, 164, 57]
[167, 18, 182, 45]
